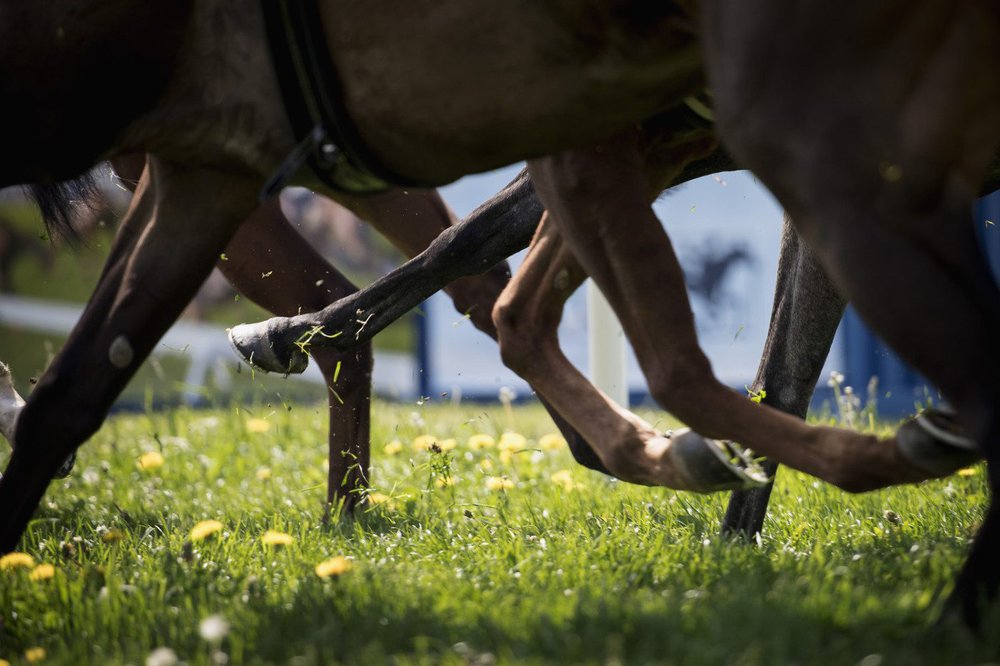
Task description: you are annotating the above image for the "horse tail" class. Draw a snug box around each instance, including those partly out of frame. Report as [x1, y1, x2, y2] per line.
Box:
[25, 171, 101, 243]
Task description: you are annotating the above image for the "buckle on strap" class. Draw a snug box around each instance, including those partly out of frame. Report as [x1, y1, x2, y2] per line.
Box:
[260, 125, 340, 202]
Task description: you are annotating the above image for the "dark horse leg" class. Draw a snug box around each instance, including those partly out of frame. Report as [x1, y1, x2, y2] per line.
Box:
[327, 182, 619, 472]
[701, 0, 1000, 625]
[112, 155, 373, 511]
[0, 158, 255, 549]
[219, 199, 373, 512]
[722, 215, 846, 537]
[229, 171, 540, 373]
[229, 171, 613, 471]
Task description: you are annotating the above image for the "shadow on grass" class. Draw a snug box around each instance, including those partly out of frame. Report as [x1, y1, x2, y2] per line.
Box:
[228, 532, 998, 666]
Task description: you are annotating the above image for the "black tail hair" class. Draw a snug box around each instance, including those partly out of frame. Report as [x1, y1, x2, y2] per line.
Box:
[25, 171, 101, 243]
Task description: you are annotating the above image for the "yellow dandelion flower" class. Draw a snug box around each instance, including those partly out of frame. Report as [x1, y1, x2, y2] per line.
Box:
[957, 467, 978, 477]
[0, 552, 35, 571]
[367, 492, 392, 506]
[468, 434, 496, 450]
[101, 530, 125, 543]
[550, 470, 577, 491]
[478, 459, 494, 471]
[189, 520, 224, 542]
[498, 432, 527, 452]
[246, 418, 271, 433]
[435, 476, 455, 488]
[439, 438, 458, 452]
[0, 658, 10, 666]
[29, 564, 55, 581]
[366, 492, 397, 512]
[136, 450, 164, 471]
[261, 530, 294, 546]
[539, 434, 567, 451]
[25, 647, 45, 663]
[383, 440, 403, 456]
[255, 467, 272, 481]
[486, 476, 515, 492]
[315, 556, 353, 578]
[412, 435, 437, 451]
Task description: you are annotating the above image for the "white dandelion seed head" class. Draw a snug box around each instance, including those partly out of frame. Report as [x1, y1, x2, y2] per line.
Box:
[199, 614, 231, 643]
[146, 647, 179, 666]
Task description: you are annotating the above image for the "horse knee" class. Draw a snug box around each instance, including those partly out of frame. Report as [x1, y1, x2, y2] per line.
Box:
[493, 295, 546, 377]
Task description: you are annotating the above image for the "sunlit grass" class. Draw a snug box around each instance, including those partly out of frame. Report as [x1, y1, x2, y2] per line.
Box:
[0, 400, 994, 665]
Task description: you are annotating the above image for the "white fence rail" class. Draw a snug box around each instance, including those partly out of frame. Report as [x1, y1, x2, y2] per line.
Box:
[0, 295, 417, 403]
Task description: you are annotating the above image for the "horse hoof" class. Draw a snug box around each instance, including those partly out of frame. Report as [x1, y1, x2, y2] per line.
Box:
[55, 452, 76, 478]
[228, 322, 309, 375]
[668, 428, 771, 493]
[0, 362, 26, 443]
[897, 408, 981, 477]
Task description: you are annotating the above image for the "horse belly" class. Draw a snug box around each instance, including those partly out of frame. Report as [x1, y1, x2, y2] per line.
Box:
[322, 0, 703, 184]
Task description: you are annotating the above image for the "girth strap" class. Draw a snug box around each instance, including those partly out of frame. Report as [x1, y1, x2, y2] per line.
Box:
[260, 0, 424, 199]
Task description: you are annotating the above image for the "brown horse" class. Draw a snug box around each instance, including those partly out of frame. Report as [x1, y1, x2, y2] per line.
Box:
[232, 115, 994, 509]
[1, 0, 998, 626]
[0, 0, 723, 555]
[225, 0, 998, 624]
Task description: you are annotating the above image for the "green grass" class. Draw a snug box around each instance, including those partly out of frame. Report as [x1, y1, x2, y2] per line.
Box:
[0, 401, 995, 665]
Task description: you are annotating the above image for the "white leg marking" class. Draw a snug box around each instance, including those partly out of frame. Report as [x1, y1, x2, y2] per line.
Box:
[109, 335, 134, 369]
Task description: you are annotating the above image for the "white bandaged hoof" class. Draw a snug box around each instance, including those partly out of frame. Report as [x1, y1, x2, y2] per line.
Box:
[667, 428, 771, 493]
[0, 361, 25, 444]
[0, 363, 76, 477]
[228, 322, 309, 375]
[897, 408, 981, 477]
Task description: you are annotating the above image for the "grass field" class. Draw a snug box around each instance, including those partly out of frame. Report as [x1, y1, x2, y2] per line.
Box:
[0, 400, 996, 665]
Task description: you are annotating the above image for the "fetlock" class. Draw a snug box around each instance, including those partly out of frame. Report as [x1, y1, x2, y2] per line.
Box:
[445, 262, 511, 338]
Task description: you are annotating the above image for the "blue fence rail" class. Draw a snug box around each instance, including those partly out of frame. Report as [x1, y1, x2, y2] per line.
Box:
[836, 191, 1000, 417]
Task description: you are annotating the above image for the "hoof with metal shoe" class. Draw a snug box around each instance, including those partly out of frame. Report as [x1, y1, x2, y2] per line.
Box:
[897, 408, 981, 477]
[228, 321, 309, 375]
[668, 428, 771, 493]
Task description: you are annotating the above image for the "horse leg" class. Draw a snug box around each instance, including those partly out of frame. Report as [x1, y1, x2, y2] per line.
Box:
[722, 214, 846, 538]
[528, 131, 956, 491]
[701, 0, 1000, 624]
[0, 159, 157, 477]
[329, 183, 611, 471]
[330, 188, 512, 338]
[231, 176, 611, 472]
[218, 197, 372, 512]
[112, 155, 372, 511]
[493, 213, 727, 488]
[0, 158, 254, 551]
[228, 177, 539, 372]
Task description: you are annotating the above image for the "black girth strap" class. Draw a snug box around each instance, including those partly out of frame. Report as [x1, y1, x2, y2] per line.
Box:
[260, 0, 424, 200]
